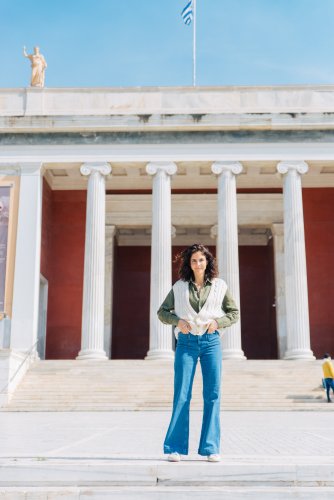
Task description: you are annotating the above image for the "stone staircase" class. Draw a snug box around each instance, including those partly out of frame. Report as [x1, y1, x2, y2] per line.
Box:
[2, 359, 330, 412]
[1, 359, 333, 499]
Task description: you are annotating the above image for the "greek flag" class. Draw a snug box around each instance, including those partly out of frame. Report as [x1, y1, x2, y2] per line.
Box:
[181, 1, 193, 25]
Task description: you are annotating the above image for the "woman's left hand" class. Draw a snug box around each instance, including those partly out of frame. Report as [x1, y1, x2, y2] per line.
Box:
[207, 320, 219, 334]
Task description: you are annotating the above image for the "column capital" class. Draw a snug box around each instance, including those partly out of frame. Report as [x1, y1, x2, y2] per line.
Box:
[80, 162, 111, 177]
[0, 163, 43, 176]
[20, 162, 44, 175]
[277, 161, 308, 175]
[271, 223, 284, 237]
[210, 224, 218, 239]
[105, 225, 117, 237]
[146, 162, 177, 176]
[211, 161, 243, 176]
[0, 163, 21, 176]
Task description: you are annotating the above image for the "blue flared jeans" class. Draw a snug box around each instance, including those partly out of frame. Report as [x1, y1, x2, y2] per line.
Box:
[164, 331, 222, 456]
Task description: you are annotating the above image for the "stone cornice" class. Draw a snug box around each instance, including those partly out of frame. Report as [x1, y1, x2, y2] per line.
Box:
[2, 113, 334, 133]
[3, 130, 334, 146]
[3, 142, 334, 164]
[2, 86, 334, 118]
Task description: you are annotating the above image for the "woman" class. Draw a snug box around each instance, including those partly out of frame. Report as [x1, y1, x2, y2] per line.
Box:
[157, 243, 239, 462]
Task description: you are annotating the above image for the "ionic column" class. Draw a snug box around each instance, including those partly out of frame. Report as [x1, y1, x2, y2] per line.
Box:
[10, 163, 43, 354]
[77, 163, 111, 360]
[276, 161, 314, 359]
[146, 162, 177, 360]
[104, 225, 116, 358]
[271, 223, 287, 359]
[211, 162, 245, 359]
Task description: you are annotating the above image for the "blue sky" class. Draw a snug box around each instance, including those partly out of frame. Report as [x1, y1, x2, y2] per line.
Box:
[1, 0, 334, 88]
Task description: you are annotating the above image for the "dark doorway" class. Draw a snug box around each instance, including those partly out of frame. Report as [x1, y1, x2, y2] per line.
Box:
[239, 242, 278, 359]
[112, 246, 151, 359]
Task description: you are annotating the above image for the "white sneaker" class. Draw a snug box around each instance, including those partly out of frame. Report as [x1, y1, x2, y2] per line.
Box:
[207, 454, 221, 462]
[168, 452, 181, 462]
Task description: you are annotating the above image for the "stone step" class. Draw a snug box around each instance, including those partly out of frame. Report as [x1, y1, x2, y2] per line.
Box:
[35, 375, 317, 378]
[9, 386, 323, 392]
[17, 388, 320, 392]
[2, 486, 334, 499]
[6, 404, 332, 412]
[5, 402, 328, 408]
[24, 362, 323, 371]
[0, 458, 334, 499]
[16, 386, 321, 392]
[10, 487, 334, 500]
[5, 396, 325, 402]
[13, 389, 322, 394]
[11, 399, 324, 404]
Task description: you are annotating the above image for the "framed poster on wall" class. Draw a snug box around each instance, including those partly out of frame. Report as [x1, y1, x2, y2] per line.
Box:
[0, 186, 10, 313]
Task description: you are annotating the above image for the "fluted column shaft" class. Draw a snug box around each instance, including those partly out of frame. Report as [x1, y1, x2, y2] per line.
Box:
[77, 163, 111, 360]
[277, 161, 314, 359]
[271, 223, 287, 359]
[146, 162, 177, 360]
[211, 162, 245, 359]
[104, 225, 116, 358]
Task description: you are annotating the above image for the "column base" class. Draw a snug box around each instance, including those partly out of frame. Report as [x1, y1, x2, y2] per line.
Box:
[284, 349, 315, 360]
[222, 349, 247, 360]
[145, 349, 175, 360]
[76, 349, 108, 361]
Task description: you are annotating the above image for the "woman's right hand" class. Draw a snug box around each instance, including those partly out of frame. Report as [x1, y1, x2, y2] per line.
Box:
[177, 319, 191, 334]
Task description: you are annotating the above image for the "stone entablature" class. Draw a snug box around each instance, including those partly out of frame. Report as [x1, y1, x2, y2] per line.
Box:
[1, 86, 334, 133]
[105, 193, 283, 228]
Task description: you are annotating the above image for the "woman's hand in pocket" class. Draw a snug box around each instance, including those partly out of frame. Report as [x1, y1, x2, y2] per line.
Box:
[178, 319, 191, 334]
[207, 320, 219, 334]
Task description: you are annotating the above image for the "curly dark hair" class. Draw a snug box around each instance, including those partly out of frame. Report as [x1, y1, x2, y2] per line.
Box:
[174, 243, 217, 282]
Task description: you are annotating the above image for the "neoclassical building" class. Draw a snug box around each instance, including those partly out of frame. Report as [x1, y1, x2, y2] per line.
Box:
[1, 86, 334, 403]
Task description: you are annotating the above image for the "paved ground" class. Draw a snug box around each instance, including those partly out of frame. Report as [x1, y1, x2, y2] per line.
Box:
[1, 411, 334, 460]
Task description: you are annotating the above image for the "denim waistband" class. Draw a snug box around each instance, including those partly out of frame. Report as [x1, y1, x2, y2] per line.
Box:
[179, 331, 219, 338]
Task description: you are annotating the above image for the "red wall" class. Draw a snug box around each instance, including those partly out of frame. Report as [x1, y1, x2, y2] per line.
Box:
[303, 188, 334, 358]
[42, 186, 320, 360]
[111, 245, 277, 359]
[41, 189, 86, 359]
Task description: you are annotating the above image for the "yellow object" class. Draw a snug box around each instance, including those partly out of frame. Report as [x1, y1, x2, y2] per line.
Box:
[322, 360, 334, 379]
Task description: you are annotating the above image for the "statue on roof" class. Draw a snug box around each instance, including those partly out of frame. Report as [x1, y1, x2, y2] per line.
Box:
[23, 46, 47, 88]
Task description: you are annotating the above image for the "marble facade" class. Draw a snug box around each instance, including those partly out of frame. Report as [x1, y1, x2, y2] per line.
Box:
[2, 85, 334, 404]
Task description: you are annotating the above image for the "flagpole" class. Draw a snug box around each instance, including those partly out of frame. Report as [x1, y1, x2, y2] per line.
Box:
[193, 0, 197, 86]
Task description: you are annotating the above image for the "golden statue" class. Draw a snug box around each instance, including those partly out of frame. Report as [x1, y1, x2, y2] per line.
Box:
[23, 46, 47, 87]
